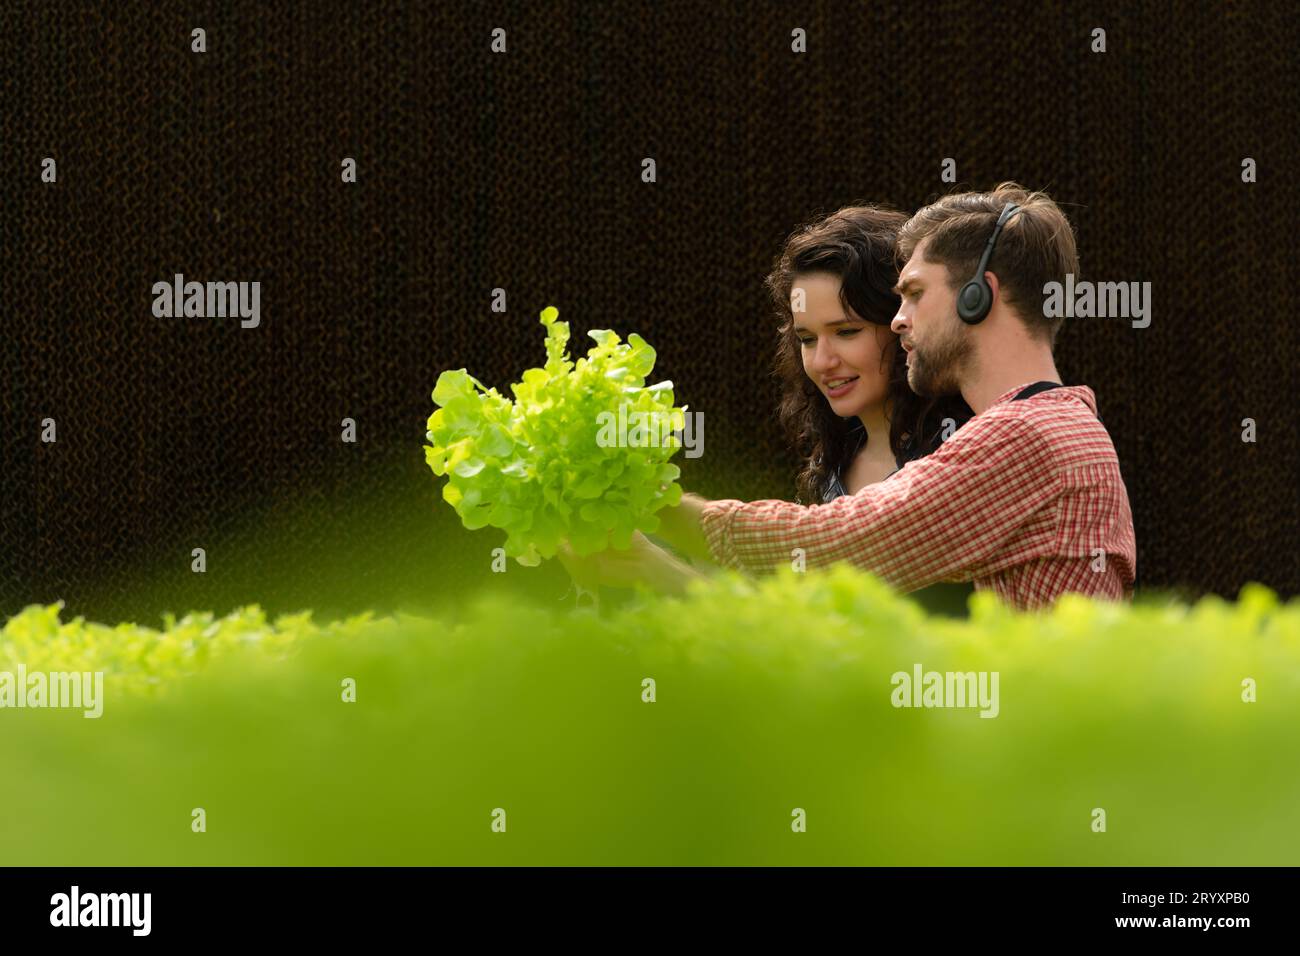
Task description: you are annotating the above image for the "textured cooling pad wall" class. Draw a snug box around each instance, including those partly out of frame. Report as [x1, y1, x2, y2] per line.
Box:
[2, 1, 1296, 620]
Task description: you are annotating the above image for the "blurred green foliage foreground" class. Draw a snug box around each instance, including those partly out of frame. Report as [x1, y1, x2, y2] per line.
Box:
[2, 567, 1297, 865]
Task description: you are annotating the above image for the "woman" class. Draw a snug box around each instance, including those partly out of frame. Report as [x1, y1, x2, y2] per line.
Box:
[560, 203, 976, 616]
[764, 203, 977, 616]
[767, 203, 973, 505]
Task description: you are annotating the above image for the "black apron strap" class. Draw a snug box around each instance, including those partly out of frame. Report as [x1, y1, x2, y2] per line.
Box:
[1012, 381, 1065, 401]
[1011, 380, 1104, 424]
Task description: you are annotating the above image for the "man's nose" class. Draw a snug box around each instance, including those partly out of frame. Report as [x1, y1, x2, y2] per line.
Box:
[890, 309, 909, 336]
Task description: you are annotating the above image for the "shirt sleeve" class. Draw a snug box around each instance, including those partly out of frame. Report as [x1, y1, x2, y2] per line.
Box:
[699, 415, 1058, 592]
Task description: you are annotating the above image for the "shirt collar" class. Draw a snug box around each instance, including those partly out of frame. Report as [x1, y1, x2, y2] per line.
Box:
[983, 381, 1098, 417]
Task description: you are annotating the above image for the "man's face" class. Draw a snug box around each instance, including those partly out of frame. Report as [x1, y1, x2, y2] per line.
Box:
[890, 238, 971, 397]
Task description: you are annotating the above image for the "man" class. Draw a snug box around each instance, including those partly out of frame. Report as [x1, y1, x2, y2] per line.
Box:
[564, 183, 1137, 613]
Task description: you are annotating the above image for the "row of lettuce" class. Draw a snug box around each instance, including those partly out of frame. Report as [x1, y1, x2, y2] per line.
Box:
[2, 568, 1296, 864]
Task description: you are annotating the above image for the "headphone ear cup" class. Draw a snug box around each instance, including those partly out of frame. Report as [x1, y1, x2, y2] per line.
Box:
[957, 280, 990, 324]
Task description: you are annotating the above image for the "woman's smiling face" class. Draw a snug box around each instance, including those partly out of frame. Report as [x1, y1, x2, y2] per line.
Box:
[792, 271, 895, 414]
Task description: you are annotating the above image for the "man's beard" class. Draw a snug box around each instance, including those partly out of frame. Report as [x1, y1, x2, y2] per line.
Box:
[907, 321, 970, 397]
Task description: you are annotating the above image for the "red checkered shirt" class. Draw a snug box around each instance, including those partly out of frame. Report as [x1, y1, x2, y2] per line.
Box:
[700, 382, 1137, 611]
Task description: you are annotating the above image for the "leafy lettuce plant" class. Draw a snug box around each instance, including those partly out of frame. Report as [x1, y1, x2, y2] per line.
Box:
[424, 306, 686, 566]
[0, 600, 382, 698]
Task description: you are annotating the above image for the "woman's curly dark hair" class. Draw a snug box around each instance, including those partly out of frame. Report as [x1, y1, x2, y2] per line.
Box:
[765, 203, 975, 505]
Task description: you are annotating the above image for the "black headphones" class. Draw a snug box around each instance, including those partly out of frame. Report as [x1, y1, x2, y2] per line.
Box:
[956, 202, 1023, 325]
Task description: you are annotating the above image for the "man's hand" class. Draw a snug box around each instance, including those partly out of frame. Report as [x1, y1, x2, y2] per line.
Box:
[556, 530, 707, 596]
[651, 491, 713, 562]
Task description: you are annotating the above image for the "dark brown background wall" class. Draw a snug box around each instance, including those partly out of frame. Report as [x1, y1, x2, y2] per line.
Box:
[3, 0, 1297, 619]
